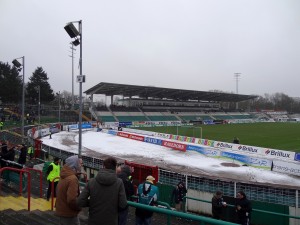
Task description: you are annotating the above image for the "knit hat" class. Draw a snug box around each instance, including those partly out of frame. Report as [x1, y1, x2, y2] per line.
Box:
[65, 155, 80, 172]
[146, 175, 155, 183]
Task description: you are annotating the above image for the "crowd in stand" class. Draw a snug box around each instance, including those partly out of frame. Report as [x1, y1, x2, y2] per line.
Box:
[46, 155, 251, 225]
[0, 140, 34, 169]
[0, 141, 251, 225]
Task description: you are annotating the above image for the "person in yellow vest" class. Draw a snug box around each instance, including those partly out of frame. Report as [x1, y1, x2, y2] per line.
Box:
[0, 121, 4, 130]
[46, 157, 61, 201]
[27, 145, 34, 159]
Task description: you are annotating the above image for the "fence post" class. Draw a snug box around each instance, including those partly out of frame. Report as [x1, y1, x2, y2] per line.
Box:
[234, 182, 237, 197]
[185, 174, 188, 212]
[296, 190, 298, 209]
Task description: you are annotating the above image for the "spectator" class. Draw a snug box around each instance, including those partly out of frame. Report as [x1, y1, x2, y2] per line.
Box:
[77, 156, 127, 225]
[172, 181, 187, 212]
[135, 175, 159, 225]
[1, 145, 15, 168]
[233, 137, 240, 144]
[235, 191, 252, 225]
[117, 165, 134, 225]
[46, 157, 61, 201]
[0, 141, 8, 155]
[211, 191, 227, 220]
[0, 141, 8, 167]
[56, 155, 82, 225]
[17, 144, 27, 165]
[27, 145, 34, 159]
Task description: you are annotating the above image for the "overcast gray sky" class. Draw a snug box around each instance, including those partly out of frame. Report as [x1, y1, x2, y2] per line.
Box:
[1, 0, 300, 98]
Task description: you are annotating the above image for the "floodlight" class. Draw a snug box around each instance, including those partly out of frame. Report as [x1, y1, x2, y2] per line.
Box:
[12, 59, 22, 68]
[64, 22, 80, 38]
[72, 38, 80, 46]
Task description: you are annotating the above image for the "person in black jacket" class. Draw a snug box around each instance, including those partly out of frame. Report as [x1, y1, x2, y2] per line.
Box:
[211, 191, 227, 219]
[17, 144, 27, 165]
[117, 165, 134, 225]
[172, 181, 187, 212]
[2, 146, 15, 161]
[0, 141, 8, 168]
[235, 191, 252, 225]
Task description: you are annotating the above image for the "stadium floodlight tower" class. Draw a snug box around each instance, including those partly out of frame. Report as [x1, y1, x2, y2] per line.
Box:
[234, 73, 241, 110]
[12, 56, 25, 143]
[64, 20, 85, 157]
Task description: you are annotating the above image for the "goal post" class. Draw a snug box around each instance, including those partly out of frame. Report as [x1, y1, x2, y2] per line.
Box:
[176, 125, 202, 139]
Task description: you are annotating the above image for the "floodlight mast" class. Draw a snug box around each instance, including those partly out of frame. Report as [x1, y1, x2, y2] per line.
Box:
[234, 73, 241, 110]
[12, 56, 25, 143]
[64, 20, 83, 157]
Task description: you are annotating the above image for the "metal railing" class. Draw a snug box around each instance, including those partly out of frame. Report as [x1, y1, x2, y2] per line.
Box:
[127, 201, 239, 225]
[184, 196, 300, 221]
[0, 167, 32, 211]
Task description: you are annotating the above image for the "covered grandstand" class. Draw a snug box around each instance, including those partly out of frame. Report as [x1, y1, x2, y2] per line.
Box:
[84, 82, 258, 123]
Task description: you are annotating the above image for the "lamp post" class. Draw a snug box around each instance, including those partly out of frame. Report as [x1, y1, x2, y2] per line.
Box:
[69, 42, 76, 110]
[64, 20, 84, 157]
[234, 73, 241, 110]
[35, 85, 41, 125]
[12, 56, 25, 143]
[58, 91, 61, 123]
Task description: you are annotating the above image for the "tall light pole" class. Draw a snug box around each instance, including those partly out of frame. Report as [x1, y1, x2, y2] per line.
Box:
[64, 20, 84, 157]
[69, 42, 76, 109]
[38, 85, 40, 125]
[234, 73, 241, 110]
[12, 56, 25, 143]
[58, 91, 61, 123]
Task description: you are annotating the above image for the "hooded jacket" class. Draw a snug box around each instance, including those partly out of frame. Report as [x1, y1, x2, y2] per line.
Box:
[55, 160, 81, 217]
[77, 168, 127, 225]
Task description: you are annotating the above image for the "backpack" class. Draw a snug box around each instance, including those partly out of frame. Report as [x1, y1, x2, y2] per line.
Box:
[139, 183, 153, 205]
[42, 161, 52, 176]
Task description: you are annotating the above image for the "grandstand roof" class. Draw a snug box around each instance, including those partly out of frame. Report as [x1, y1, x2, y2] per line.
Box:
[84, 82, 258, 102]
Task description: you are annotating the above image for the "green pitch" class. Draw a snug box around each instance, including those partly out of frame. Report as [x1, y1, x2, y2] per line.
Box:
[137, 122, 300, 152]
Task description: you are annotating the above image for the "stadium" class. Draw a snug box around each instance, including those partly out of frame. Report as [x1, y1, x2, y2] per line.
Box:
[1, 82, 300, 225]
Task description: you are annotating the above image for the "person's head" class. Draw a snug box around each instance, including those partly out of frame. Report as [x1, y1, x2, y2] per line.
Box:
[120, 165, 131, 177]
[215, 191, 223, 198]
[116, 166, 122, 174]
[54, 157, 60, 165]
[65, 155, 82, 172]
[103, 157, 117, 171]
[146, 175, 155, 184]
[237, 191, 246, 199]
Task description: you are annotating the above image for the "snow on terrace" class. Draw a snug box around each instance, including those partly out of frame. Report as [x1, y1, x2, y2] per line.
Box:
[41, 130, 300, 188]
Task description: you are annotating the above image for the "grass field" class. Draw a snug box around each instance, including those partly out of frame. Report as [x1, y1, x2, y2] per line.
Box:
[137, 122, 300, 152]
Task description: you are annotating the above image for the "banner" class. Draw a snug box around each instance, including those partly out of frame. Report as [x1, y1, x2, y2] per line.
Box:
[262, 149, 295, 161]
[233, 144, 262, 154]
[186, 145, 220, 157]
[195, 138, 215, 147]
[220, 151, 272, 169]
[129, 134, 144, 142]
[162, 140, 186, 152]
[144, 137, 163, 146]
[107, 130, 117, 135]
[214, 141, 234, 150]
[294, 153, 300, 162]
[117, 132, 130, 138]
[272, 160, 300, 177]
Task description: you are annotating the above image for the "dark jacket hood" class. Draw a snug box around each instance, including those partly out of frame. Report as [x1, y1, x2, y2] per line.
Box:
[95, 168, 117, 186]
